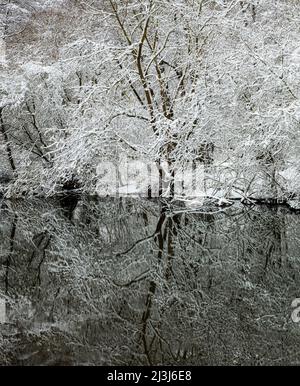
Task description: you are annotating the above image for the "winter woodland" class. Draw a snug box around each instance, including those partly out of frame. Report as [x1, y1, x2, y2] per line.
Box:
[1, 0, 300, 367]
[0, 0, 299, 204]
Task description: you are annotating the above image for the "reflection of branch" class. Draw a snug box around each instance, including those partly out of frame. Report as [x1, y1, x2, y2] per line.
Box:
[116, 211, 167, 256]
[36, 235, 51, 286]
[179, 227, 209, 250]
[112, 269, 149, 287]
[141, 280, 156, 365]
[115, 232, 156, 256]
[5, 213, 17, 294]
[149, 320, 177, 362]
[27, 231, 48, 267]
[0, 107, 16, 172]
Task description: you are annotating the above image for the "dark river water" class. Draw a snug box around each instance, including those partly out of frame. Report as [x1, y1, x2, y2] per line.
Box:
[0, 197, 300, 366]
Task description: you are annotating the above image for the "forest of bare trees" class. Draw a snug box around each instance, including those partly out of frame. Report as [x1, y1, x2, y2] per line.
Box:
[0, 0, 299, 205]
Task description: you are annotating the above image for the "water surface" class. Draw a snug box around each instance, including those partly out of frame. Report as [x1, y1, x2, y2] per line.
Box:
[0, 198, 300, 365]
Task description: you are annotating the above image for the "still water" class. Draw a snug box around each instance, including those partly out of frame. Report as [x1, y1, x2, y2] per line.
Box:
[0, 197, 300, 365]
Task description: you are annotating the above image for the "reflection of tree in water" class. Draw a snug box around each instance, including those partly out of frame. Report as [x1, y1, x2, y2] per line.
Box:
[1, 198, 300, 365]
